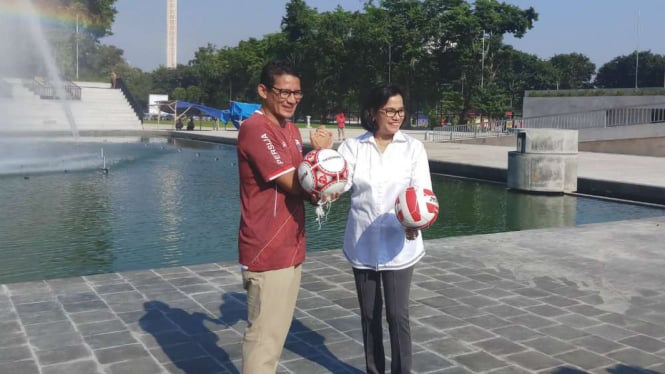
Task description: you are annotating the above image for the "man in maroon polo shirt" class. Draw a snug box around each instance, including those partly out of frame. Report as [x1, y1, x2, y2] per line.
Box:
[236, 60, 331, 373]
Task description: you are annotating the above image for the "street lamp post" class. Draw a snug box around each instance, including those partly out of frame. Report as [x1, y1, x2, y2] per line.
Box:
[75, 13, 79, 80]
[481, 30, 485, 89]
[480, 30, 489, 89]
[388, 41, 392, 84]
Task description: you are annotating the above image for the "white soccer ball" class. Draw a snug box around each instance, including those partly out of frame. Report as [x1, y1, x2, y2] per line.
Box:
[298, 149, 348, 198]
[394, 186, 440, 229]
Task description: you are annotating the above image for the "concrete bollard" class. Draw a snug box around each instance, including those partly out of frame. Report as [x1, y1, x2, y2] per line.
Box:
[507, 129, 578, 193]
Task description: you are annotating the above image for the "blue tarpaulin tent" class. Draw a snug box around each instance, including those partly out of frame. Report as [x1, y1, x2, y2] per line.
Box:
[230, 101, 261, 128]
[158, 100, 230, 128]
[158, 100, 259, 129]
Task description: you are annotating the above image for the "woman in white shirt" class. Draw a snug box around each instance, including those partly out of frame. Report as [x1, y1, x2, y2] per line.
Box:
[337, 85, 433, 374]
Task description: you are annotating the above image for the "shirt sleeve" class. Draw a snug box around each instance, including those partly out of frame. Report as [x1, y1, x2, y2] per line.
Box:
[239, 122, 296, 183]
[410, 140, 432, 190]
[337, 139, 355, 193]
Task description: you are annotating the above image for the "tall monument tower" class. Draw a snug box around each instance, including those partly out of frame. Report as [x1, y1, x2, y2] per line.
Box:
[166, 0, 177, 68]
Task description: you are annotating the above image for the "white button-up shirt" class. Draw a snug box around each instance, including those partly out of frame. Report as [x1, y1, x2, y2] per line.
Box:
[337, 130, 432, 270]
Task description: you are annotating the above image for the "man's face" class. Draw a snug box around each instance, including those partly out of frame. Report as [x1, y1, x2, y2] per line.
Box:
[258, 74, 302, 124]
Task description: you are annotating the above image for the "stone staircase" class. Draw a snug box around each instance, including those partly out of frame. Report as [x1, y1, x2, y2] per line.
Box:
[1, 78, 142, 132]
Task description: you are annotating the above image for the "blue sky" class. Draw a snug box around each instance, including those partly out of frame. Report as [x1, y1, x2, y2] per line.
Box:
[103, 0, 665, 72]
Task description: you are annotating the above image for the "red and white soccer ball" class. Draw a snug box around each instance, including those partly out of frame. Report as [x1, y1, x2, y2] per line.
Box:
[298, 149, 349, 199]
[394, 186, 440, 229]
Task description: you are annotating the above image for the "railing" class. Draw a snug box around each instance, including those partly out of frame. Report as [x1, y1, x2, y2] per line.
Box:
[526, 87, 665, 97]
[522, 103, 665, 129]
[425, 103, 665, 142]
[0, 78, 11, 98]
[29, 78, 81, 100]
[425, 121, 515, 142]
[115, 77, 144, 124]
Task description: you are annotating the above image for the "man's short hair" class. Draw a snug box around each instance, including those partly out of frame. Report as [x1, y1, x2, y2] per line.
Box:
[260, 60, 300, 88]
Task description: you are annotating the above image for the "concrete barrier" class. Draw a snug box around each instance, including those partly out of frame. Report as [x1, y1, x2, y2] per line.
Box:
[507, 129, 578, 193]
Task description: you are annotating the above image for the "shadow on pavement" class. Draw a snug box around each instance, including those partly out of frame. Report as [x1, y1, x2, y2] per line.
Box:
[139, 292, 363, 373]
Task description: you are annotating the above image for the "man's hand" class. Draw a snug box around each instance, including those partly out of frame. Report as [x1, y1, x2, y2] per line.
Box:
[310, 125, 333, 149]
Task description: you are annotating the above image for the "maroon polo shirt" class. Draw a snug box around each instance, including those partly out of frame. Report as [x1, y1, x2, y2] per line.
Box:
[236, 112, 306, 271]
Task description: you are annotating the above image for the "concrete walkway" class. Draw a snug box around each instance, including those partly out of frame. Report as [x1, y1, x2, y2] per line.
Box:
[2, 127, 665, 373]
[160, 126, 665, 204]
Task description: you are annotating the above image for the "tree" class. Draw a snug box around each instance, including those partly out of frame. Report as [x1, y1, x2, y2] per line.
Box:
[31, 0, 118, 79]
[494, 47, 557, 111]
[595, 51, 665, 89]
[549, 53, 595, 89]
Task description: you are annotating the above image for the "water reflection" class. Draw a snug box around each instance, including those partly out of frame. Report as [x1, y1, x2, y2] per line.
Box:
[506, 192, 577, 231]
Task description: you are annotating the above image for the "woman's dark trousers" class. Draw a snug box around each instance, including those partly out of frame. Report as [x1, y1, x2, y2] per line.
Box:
[353, 266, 414, 374]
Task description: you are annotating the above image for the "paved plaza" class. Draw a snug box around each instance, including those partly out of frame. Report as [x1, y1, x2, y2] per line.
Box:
[1, 127, 664, 373]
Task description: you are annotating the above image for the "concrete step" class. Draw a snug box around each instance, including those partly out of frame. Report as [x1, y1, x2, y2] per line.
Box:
[2, 79, 143, 131]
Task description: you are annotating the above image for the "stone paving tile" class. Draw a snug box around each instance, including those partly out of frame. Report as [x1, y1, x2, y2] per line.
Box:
[420, 314, 468, 330]
[411, 323, 447, 344]
[492, 325, 544, 342]
[583, 323, 640, 341]
[3, 217, 665, 373]
[105, 357, 166, 374]
[605, 348, 664, 368]
[454, 351, 509, 372]
[482, 304, 530, 319]
[520, 336, 576, 356]
[553, 349, 616, 371]
[537, 324, 589, 340]
[422, 337, 475, 357]
[93, 343, 152, 364]
[474, 287, 515, 299]
[473, 337, 528, 356]
[411, 350, 456, 373]
[34, 344, 91, 366]
[619, 335, 665, 353]
[0, 344, 32, 362]
[507, 313, 558, 329]
[504, 350, 564, 371]
[525, 304, 570, 318]
[446, 325, 496, 343]
[464, 314, 513, 330]
[0, 359, 41, 374]
[568, 335, 625, 354]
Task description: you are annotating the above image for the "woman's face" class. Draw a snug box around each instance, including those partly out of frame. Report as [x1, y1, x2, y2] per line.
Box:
[374, 94, 405, 138]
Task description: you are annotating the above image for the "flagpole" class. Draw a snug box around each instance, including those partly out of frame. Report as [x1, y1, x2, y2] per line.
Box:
[635, 9, 639, 89]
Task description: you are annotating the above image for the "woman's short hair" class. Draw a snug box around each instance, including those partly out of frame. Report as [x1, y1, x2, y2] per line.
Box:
[360, 84, 404, 132]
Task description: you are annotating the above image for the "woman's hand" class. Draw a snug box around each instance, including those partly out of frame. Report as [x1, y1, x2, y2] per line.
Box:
[405, 228, 419, 241]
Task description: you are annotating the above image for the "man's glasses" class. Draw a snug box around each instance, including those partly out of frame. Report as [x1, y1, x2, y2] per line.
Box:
[270, 87, 304, 100]
[378, 108, 406, 118]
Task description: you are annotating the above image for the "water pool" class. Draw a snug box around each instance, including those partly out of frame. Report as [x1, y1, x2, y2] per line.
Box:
[1, 136, 663, 283]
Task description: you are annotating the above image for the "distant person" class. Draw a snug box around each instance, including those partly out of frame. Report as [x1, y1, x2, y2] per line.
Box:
[337, 84, 433, 374]
[110, 70, 117, 88]
[236, 59, 333, 374]
[175, 117, 183, 130]
[187, 117, 195, 130]
[335, 111, 346, 141]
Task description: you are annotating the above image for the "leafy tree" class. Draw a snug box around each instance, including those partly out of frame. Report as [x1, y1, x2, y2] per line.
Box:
[29, 0, 118, 79]
[549, 53, 595, 89]
[172, 87, 187, 101]
[595, 51, 665, 89]
[494, 46, 557, 110]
